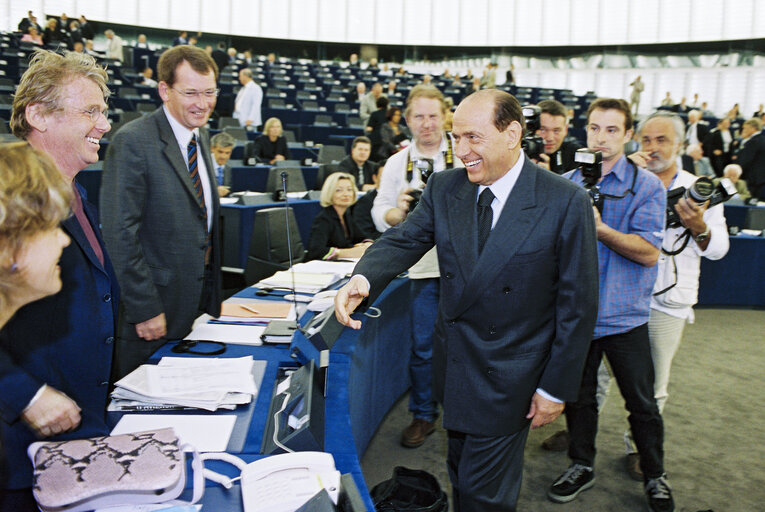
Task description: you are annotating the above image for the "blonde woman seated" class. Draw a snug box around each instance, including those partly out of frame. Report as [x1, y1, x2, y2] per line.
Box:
[307, 172, 374, 261]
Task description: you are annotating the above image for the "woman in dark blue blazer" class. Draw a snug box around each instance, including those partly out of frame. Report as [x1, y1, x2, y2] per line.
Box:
[307, 172, 374, 260]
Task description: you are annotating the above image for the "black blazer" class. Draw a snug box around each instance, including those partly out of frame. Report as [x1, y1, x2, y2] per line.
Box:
[352, 189, 382, 240]
[307, 206, 372, 260]
[735, 133, 765, 196]
[354, 159, 599, 436]
[337, 156, 379, 188]
[703, 129, 732, 177]
[253, 135, 290, 163]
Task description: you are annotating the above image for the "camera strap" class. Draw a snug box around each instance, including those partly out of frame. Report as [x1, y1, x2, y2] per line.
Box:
[661, 229, 691, 257]
[653, 229, 692, 297]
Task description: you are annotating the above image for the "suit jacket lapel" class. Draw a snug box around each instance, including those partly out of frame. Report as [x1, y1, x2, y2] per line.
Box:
[446, 177, 480, 282]
[197, 129, 220, 215]
[155, 109, 203, 206]
[453, 161, 543, 317]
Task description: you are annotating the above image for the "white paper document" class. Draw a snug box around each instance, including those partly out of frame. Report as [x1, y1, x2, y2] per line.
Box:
[185, 322, 265, 345]
[111, 414, 236, 452]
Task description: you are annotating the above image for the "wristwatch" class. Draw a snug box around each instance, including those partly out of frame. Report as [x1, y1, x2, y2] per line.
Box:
[693, 226, 710, 243]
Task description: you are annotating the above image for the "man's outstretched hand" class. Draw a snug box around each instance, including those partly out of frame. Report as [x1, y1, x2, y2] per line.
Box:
[334, 275, 370, 329]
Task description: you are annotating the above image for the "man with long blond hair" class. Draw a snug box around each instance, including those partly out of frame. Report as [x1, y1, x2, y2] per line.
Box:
[1, 50, 119, 508]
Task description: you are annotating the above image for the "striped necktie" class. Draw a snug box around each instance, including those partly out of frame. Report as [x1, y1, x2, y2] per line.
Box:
[188, 134, 212, 265]
[187, 134, 207, 217]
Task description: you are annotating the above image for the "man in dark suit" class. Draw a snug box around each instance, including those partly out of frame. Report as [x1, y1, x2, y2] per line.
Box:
[337, 136, 379, 191]
[533, 99, 582, 175]
[335, 89, 599, 511]
[210, 131, 235, 196]
[101, 45, 222, 380]
[211, 42, 229, 73]
[1, 50, 119, 503]
[732, 118, 765, 199]
[702, 118, 733, 176]
[351, 164, 382, 240]
[684, 109, 709, 147]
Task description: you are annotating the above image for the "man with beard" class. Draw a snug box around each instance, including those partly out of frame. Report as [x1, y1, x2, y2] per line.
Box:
[624, 111, 729, 481]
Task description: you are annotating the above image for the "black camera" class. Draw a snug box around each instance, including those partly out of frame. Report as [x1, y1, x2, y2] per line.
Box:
[521, 105, 544, 161]
[574, 149, 604, 212]
[665, 177, 736, 228]
[407, 158, 434, 213]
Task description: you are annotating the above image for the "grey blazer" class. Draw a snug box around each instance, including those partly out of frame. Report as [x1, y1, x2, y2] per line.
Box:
[354, 158, 599, 437]
[101, 107, 222, 346]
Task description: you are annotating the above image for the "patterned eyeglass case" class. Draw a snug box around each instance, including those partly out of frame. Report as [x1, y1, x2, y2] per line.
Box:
[28, 428, 185, 512]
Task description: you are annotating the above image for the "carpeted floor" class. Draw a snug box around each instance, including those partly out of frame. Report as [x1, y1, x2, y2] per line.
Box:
[361, 307, 765, 511]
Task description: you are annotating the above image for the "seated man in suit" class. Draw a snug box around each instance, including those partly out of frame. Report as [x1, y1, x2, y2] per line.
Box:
[352, 163, 383, 240]
[718, 164, 751, 201]
[337, 136, 379, 191]
[210, 131, 235, 197]
[533, 99, 582, 175]
[686, 143, 715, 178]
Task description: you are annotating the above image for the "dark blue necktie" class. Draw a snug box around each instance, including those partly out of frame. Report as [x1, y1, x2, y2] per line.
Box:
[477, 188, 495, 254]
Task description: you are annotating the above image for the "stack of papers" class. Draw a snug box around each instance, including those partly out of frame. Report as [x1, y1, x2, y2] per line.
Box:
[258, 270, 342, 294]
[110, 356, 262, 412]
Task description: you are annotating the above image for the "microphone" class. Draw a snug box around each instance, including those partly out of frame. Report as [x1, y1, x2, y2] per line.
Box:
[281, 171, 304, 334]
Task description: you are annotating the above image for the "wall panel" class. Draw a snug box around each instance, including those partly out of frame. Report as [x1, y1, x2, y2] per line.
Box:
[5, 1, 765, 46]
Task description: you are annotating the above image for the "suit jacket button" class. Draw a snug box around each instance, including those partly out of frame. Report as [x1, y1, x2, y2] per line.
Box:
[445, 272, 453, 279]
[503, 287, 511, 294]
[105, 336, 114, 344]
[198, 213, 205, 220]
[102, 293, 111, 302]
[449, 320, 455, 326]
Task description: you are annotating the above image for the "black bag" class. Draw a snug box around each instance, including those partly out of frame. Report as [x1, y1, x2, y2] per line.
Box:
[370, 466, 448, 512]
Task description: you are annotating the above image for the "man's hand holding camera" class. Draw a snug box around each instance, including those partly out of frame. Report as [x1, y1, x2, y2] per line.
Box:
[674, 197, 709, 249]
[532, 153, 551, 171]
[385, 187, 420, 226]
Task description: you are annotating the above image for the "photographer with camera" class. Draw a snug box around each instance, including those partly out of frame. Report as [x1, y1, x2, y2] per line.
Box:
[548, 99, 673, 512]
[620, 112, 729, 477]
[371, 85, 462, 448]
[531, 99, 583, 175]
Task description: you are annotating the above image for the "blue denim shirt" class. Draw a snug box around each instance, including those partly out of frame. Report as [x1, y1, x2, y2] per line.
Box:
[565, 155, 666, 338]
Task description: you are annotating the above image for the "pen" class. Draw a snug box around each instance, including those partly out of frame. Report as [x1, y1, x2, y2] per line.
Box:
[241, 304, 260, 314]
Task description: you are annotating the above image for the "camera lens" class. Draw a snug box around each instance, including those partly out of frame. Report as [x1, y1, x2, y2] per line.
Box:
[686, 177, 715, 204]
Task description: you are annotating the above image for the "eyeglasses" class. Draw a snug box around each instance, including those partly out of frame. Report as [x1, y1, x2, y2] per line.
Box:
[70, 106, 109, 123]
[171, 87, 220, 99]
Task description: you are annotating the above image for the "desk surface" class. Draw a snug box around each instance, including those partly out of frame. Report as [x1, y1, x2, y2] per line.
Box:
[118, 279, 413, 510]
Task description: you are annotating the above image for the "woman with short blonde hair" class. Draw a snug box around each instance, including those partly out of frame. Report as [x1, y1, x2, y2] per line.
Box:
[307, 172, 373, 260]
[0, 142, 71, 326]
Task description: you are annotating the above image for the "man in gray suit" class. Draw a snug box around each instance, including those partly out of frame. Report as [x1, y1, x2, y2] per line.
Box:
[335, 89, 599, 511]
[210, 131, 235, 197]
[101, 45, 222, 380]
